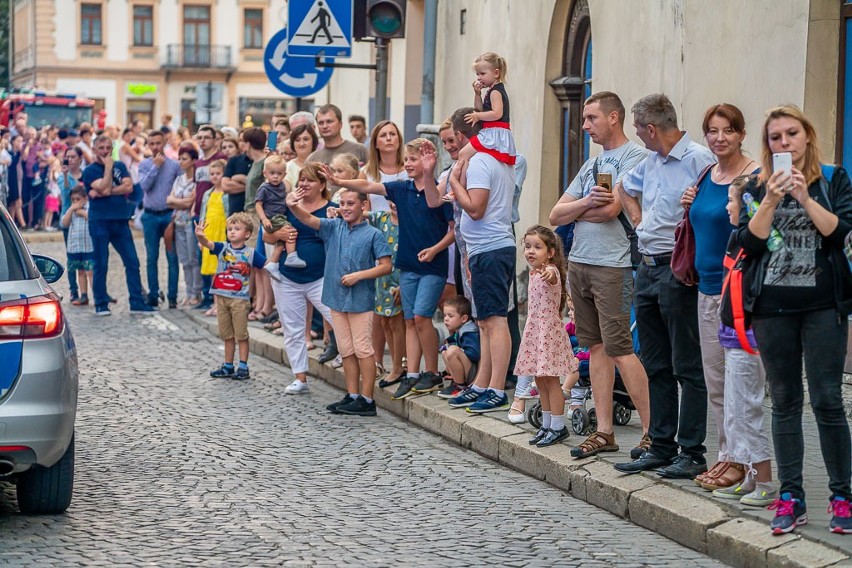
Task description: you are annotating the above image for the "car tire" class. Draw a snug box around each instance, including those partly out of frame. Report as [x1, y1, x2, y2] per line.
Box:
[16, 435, 74, 514]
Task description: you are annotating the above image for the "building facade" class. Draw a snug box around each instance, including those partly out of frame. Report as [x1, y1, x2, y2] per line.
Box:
[9, 0, 852, 232]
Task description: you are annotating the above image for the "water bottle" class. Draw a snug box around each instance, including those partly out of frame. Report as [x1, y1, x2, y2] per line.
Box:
[743, 192, 784, 251]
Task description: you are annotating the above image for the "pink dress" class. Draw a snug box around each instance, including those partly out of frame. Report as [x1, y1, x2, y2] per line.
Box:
[514, 268, 577, 377]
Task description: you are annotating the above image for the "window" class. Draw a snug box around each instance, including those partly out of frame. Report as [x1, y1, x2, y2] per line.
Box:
[839, 2, 852, 172]
[126, 99, 154, 131]
[80, 4, 102, 46]
[459, 9, 466, 35]
[244, 9, 263, 49]
[133, 5, 154, 47]
[183, 5, 211, 65]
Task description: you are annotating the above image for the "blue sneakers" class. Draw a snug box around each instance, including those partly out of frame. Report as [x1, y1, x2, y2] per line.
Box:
[448, 387, 483, 408]
[94, 305, 111, 317]
[829, 496, 852, 534]
[466, 390, 509, 414]
[769, 493, 807, 535]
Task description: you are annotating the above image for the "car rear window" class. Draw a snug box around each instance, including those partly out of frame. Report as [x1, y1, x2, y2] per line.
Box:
[0, 210, 30, 282]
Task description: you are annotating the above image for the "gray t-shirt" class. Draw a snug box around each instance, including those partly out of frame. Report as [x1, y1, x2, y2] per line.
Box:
[564, 141, 648, 268]
[461, 152, 516, 256]
[308, 140, 368, 166]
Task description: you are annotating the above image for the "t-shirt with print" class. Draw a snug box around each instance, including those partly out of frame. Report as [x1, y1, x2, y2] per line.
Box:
[317, 218, 391, 313]
[461, 152, 516, 256]
[81, 161, 134, 221]
[209, 242, 267, 301]
[194, 151, 227, 215]
[564, 141, 648, 268]
[384, 179, 453, 276]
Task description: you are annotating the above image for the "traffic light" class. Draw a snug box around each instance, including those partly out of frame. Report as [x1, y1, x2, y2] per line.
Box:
[354, 0, 407, 40]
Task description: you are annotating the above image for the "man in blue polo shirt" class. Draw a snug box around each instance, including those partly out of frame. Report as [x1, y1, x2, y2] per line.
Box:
[321, 138, 454, 398]
[82, 134, 154, 316]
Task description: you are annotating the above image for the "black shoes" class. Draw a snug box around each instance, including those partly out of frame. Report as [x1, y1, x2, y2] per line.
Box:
[529, 428, 548, 445]
[379, 371, 405, 389]
[336, 396, 377, 416]
[656, 453, 707, 479]
[327, 394, 355, 414]
[318, 332, 339, 364]
[614, 451, 674, 474]
[410, 371, 443, 393]
[536, 427, 570, 448]
[392, 376, 419, 400]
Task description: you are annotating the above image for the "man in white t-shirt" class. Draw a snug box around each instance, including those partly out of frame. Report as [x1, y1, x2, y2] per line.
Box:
[442, 107, 516, 414]
[550, 91, 651, 460]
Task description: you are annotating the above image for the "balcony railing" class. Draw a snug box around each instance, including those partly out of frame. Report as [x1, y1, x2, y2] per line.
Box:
[163, 44, 233, 69]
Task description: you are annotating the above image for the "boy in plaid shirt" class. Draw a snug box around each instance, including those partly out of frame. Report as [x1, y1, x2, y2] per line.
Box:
[60, 187, 94, 306]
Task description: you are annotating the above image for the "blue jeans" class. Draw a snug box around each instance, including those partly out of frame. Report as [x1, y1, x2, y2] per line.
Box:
[141, 211, 178, 303]
[62, 227, 79, 297]
[88, 218, 146, 309]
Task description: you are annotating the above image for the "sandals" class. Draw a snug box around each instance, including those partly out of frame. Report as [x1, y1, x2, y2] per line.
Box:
[699, 462, 745, 491]
[570, 431, 620, 459]
[264, 320, 281, 331]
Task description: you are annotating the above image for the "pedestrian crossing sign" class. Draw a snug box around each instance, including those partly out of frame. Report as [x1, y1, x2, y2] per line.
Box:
[288, 0, 353, 58]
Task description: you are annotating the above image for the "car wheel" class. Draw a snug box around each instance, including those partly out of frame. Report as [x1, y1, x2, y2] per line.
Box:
[16, 435, 74, 514]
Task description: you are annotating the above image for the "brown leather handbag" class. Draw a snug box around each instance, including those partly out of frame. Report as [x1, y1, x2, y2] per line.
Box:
[671, 164, 714, 285]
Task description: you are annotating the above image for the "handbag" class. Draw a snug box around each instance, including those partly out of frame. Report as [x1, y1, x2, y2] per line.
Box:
[671, 164, 715, 285]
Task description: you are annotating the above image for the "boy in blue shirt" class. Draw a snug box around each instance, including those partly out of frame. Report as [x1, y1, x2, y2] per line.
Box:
[194, 212, 267, 380]
[321, 139, 454, 399]
[285, 187, 392, 416]
[82, 134, 153, 315]
[437, 295, 481, 399]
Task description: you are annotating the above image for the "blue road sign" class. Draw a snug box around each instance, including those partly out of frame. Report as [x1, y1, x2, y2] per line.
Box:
[288, 0, 353, 58]
[264, 27, 334, 98]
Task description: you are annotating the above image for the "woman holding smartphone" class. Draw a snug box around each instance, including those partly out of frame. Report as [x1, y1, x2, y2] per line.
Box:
[736, 105, 852, 535]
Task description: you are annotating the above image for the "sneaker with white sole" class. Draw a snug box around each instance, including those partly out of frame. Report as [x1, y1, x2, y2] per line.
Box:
[285, 379, 310, 394]
[514, 378, 535, 399]
[331, 354, 343, 368]
[264, 264, 284, 283]
[768, 493, 807, 535]
[466, 390, 509, 413]
[713, 480, 754, 500]
[740, 483, 779, 507]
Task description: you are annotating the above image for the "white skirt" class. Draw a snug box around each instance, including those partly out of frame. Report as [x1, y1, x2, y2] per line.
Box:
[472, 126, 517, 165]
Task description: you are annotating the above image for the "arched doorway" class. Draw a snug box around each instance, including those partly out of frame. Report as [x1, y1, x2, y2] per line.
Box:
[549, 0, 591, 197]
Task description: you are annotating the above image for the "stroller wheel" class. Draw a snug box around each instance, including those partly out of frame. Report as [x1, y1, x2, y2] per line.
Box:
[613, 402, 632, 426]
[572, 408, 590, 435]
[588, 408, 598, 432]
[527, 401, 543, 430]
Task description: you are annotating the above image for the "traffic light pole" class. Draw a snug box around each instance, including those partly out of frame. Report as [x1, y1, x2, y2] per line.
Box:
[374, 38, 389, 122]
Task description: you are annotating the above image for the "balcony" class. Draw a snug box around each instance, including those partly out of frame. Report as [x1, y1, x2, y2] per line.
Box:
[163, 44, 234, 70]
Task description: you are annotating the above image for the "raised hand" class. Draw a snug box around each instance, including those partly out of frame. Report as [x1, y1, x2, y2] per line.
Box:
[318, 163, 339, 187]
[194, 220, 207, 239]
[420, 140, 437, 175]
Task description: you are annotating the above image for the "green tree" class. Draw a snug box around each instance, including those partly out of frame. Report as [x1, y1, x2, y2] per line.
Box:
[0, 0, 8, 87]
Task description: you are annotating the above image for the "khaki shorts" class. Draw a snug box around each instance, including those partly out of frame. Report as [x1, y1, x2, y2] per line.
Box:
[216, 295, 251, 341]
[330, 309, 374, 359]
[567, 262, 634, 357]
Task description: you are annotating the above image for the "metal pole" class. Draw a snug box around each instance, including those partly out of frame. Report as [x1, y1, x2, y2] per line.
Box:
[206, 80, 213, 124]
[374, 38, 389, 122]
[421, 0, 438, 125]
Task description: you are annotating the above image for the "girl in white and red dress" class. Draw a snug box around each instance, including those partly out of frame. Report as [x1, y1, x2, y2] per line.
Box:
[460, 51, 517, 167]
[516, 225, 578, 448]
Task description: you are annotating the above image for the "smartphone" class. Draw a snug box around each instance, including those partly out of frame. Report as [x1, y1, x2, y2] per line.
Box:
[597, 172, 613, 192]
[62, 159, 69, 167]
[772, 152, 793, 178]
[266, 131, 278, 151]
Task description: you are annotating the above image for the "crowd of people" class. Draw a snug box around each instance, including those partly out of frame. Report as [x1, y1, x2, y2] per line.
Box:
[2, 50, 852, 538]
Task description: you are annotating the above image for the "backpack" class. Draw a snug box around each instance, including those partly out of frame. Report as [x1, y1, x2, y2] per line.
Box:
[720, 164, 840, 353]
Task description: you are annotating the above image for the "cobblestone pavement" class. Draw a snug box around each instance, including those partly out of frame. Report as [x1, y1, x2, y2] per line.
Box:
[0, 239, 724, 566]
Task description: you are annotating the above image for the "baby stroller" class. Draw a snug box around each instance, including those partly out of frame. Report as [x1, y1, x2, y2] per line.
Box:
[527, 318, 639, 435]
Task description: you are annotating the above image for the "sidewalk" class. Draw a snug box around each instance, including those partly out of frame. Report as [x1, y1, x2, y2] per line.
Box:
[171, 307, 852, 568]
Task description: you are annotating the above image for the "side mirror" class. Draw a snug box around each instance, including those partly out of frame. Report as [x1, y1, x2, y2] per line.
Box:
[33, 254, 65, 284]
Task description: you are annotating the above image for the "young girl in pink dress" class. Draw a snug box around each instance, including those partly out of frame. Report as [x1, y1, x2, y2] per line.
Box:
[516, 225, 577, 448]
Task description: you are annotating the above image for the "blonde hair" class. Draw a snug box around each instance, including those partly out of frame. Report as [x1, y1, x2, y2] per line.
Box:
[404, 137, 431, 155]
[331, 153, 360, 180]
[438, 118, 453, 133]
[760, 105, 823, 186]
[366, 120, 404, 182]
[209, 159, 227, 172]
[474, 51, 508, 82]
[263, 154, 286, 170]
[227, 212, 254, 235]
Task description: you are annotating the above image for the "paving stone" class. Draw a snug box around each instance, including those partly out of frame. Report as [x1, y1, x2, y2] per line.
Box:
[767, 540, 850, 568]
[707, 518, 797, 567]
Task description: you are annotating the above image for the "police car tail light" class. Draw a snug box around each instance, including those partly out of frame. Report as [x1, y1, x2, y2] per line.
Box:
[0, 296, 63, 339]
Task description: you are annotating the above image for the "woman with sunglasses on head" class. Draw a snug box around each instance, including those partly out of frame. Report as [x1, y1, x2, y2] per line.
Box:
[680, 104, 769, 498]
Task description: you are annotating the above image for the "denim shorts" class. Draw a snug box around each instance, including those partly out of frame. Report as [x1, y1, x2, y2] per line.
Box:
[399, 271, 446, 319]
[469, 247, 515, 319]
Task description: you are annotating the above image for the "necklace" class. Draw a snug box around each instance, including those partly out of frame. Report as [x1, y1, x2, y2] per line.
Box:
[712, 157, 754, 184]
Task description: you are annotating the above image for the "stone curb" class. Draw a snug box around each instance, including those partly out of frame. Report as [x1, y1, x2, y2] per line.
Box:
[181, 310, 851, 568]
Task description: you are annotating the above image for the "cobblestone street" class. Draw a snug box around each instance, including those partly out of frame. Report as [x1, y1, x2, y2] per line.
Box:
[0, 239, 724, 566]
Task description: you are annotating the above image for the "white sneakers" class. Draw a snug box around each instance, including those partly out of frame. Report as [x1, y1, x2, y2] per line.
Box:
[284, 379, 310, 394]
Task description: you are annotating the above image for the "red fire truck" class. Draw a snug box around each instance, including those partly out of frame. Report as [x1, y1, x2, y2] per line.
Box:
[0, 88, 96, 130]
